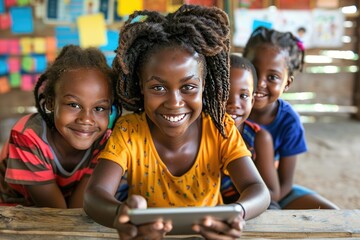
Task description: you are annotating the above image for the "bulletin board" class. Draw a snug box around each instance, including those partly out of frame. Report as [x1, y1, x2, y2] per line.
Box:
[44, 0, 114, 24]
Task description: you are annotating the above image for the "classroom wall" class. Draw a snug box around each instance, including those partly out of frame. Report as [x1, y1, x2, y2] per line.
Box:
[0, 0, 358, 144]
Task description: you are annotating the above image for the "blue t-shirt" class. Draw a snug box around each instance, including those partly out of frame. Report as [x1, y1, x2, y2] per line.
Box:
[250, 99, 307, 160]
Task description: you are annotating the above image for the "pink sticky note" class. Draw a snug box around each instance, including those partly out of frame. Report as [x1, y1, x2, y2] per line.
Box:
[21, 74, 34, 91]
[0, 76, 11, 94]
[8, 57, 20, 73]
[5, 0, 17, 8]
[0, 39, 8, 54]
[8, 39, 20, 55]
[0, 13, 11, 30]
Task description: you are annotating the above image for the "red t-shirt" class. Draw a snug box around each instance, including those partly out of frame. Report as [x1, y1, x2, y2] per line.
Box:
[0, 113, 111, 205]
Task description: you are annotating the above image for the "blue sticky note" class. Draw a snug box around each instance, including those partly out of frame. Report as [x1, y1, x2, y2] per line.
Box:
[0, 0, 5, 14]
[99, 30, 119, 52]
[55, 26, 80, 48]
[33, 55, 47, 73]
[0, 57, 8, 74]
[252, 19, 272, 31]
[10, 7, 34, 34]
[105, 52, 116, 67]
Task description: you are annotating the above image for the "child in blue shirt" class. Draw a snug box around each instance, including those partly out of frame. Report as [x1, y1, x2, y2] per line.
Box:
[243, 27, 339, 209]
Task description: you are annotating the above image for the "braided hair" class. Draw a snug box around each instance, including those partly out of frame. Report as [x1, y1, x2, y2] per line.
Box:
[113, 4, 230, 137]
[243, 26, 305, 78]
[33, 45, 117, 129]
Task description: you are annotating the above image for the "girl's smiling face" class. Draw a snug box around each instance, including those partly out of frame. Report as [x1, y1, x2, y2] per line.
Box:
[249, 44, 291, 111]
[47, 68, 111, 151]
[139, 47, 205, 139]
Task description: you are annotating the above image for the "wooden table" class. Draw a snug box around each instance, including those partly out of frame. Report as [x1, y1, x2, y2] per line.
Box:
[0, 206, 359, 239]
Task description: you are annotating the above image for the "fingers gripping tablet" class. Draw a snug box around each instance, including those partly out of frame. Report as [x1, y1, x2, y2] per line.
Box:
[128, 205, 242, 235]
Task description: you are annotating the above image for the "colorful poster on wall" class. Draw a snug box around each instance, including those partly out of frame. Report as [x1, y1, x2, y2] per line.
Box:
[44, 0, 113, 24]
[233, 8, 344, 48]
[311, 9, 344, 48]
[233, 9, 276, 47]
[274, 10, 313, 48]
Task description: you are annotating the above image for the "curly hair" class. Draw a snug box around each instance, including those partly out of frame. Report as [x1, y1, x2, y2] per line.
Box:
[243, 26, 305, 78]
[33, 45, 117, 129]
[112, 4, 230, 137]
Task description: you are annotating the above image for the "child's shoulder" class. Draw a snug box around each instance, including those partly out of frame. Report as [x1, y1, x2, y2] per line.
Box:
[276, 99, 302, 124]
[11, 113, 43, 134]
[113, 112, 147, 133]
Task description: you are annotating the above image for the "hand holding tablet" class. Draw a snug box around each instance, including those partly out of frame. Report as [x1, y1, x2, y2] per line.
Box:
[128, 205, 243, 235]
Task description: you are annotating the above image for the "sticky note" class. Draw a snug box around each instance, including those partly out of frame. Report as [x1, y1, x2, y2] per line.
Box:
[55, 26, 79, 48]
[10, 7, 34, 34]
[0, 76, 10, 94]
[252, 19, 272, 31]
[0, 57, 8, 74]
[99, 30, 119, 51]
[17, 0, 30, 6]
[46, 51, 56, 63]
[8, 57, 20, 73]
[167, 0, 182, 12]
[20, 37, 33, 54]
[21, 74, 34, 91]
[45, 36, 57, 53]
[8, 39, 20, 54]
[9, 72, 21, 87]
[0, 39, 8, 54]
[5, 0, 16, 8]
[77, 13, 107, 48]
[21, 55, 33, 72]
[0, 13, 11, 29]
[118, 0, 143, 16]
[33, 37, 46, 54]
[0, 0, 4, 13]
[143, 0, 167, 12]
[33, 55, 47, 73]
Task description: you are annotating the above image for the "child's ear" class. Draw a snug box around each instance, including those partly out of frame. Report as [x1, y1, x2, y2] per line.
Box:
[45, 98, 54, 112]
[284, 76, 294, 92]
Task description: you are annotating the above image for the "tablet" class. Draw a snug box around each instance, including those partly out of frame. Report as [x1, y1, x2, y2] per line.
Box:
[128, 205, 242, 235]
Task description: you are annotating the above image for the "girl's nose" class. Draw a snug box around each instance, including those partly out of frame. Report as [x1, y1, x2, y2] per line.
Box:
[77, 109, 95, 124]
[257, 78, 267, 88]
[164, 91, 184, 108]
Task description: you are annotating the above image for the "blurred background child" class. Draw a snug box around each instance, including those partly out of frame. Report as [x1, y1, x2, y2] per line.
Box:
[243, 27, 339, 209]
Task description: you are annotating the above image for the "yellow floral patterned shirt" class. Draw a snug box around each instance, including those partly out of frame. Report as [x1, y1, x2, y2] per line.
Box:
[99, 112, 250, 207]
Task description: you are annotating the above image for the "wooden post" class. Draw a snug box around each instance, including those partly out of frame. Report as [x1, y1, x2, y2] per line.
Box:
[353, 0, 360, 119]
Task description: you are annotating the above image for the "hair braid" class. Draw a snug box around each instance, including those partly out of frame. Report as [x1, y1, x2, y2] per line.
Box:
[113, 4, 230, 137]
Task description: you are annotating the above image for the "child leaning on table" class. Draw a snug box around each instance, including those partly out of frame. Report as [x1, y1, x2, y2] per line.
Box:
[243, 26, 339, 209]
[84, 4, 270, 240]
[221, 54, 281, 209]
[0, 45, 119, 208]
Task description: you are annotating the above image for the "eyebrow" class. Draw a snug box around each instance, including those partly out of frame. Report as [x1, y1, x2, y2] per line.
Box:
[144, 75, 200, 83]
[63, 94, 111, 104]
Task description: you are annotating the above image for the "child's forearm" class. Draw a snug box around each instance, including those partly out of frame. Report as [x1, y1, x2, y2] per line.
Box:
[83, 187, 121, 228]
[236, 182, 270, 220]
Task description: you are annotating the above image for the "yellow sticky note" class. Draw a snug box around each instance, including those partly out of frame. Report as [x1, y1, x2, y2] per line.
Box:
[20, 37, 32, 54]
[118, 0, 143, 16]
[33, 37, 46, 54]
[77, 13, 107, 48]
[167, 0, 182, 13]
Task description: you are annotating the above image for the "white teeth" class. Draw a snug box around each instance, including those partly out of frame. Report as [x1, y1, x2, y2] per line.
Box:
[231, 115, 237, 119]
[255, 93, 265, 97]
[163, 114, 186, 122]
